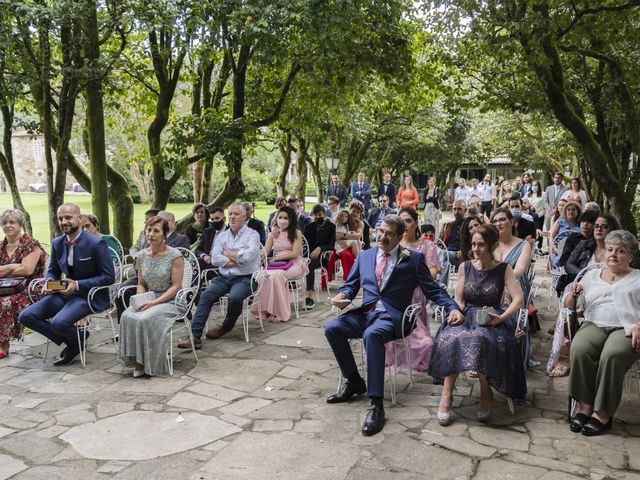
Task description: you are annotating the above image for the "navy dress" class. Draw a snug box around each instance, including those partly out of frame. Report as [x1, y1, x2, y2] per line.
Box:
[429, 261, 527, 400]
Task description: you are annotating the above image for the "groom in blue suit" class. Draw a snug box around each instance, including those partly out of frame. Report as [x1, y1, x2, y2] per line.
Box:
[20, 203, 115, 366]
[325, 214, 463, 436]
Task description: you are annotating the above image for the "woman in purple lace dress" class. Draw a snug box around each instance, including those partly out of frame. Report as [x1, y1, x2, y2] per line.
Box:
[385, 207, 441, 372]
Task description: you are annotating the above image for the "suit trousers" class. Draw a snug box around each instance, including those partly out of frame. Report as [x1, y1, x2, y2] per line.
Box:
[569, 322, 640, 417]
[19, 294, 93, 347]
[306, 254, 330, 292]
[325, 310, 397, 399]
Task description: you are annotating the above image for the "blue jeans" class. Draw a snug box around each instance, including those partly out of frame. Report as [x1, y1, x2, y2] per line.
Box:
[191, 275, 252, 337]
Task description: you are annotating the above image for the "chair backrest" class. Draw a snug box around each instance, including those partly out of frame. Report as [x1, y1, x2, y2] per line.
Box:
[400, 303, 422, 339]
[301, 235, 310, 259]
[175, 247, 201, 289]
[110, 236, 125, 261]
[107, 247, 123, 285]
[575, 262, 606, 283]
[251, 268, 269, 297]
[433, 237, 450, 285]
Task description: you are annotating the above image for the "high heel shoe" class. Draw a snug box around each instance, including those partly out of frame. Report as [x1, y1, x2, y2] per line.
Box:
[437, 396, 453, 426]
[133, 368, 146, 378]
[477, 409, 491, 422]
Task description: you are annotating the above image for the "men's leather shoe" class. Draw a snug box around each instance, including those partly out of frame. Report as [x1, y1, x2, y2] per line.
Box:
[177, 336, 202, 349]
[326, 379, 367, 404]
[205, 326, 226, 340]
[53, 345, 80, 366]
[362, 404, 385, 436]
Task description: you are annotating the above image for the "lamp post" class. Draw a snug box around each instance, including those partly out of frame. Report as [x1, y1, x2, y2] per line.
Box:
[324, 157, 340, 176]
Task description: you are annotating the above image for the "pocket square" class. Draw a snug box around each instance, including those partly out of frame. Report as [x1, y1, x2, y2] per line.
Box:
[79, 257, 93, 261]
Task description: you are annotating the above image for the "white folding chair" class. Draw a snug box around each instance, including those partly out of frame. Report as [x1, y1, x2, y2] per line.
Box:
[288, 236, 310, 317]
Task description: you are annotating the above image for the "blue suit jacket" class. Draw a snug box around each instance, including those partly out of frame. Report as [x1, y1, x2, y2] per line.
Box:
[350, 182, 372, 210]
[47, 232, 116, 311]
[339, 247, 459, 338]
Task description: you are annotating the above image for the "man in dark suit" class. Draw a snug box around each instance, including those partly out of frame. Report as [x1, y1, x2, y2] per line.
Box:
[325, 214, 463, 436]
[326, 174, 348, 207]
[376, 173, 397, 208]
[19, 203, 115, 366]
[243, 202, 266, 245]
[543, 172, 569, 231]
[366, 195, 396, 230]
[288, 197, 312, 232]
[195, 206, 226, 271]
[350, 172, 372, 215]
[303, 204, 336, 309]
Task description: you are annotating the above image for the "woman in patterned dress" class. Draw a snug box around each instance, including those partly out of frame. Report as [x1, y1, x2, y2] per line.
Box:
[0, 209, 47, 358]
[385, 207, 441, 371]
[118, 216, 184, 377]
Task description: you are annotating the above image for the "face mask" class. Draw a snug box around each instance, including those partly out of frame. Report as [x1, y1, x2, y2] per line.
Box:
[277, 218, 289, 230]
[211, 220, 225, 231]
[510, 208, 522, 219]
[532, 186, 539, 193]
[315, 218, 325, 226]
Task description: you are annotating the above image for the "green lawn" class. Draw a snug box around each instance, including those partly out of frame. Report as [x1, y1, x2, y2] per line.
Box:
[0, 193, 274, 244]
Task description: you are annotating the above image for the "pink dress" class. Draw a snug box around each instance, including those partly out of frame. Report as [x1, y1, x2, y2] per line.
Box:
[385, 239, 441, 372]
[251, 232, 308, 322]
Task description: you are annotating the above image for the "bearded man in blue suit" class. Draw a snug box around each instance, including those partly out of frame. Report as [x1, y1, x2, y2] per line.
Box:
[20, 204, 115, 366]
[325, 214, 463, 436]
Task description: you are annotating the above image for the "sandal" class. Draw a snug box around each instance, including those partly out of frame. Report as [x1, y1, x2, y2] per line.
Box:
[547, 366, 569, 377]
[581, 416, 612, 436]
[569, 413, 590, 433]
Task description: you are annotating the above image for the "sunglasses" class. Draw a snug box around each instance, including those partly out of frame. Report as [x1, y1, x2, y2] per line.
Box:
[594, 224, 609, 230]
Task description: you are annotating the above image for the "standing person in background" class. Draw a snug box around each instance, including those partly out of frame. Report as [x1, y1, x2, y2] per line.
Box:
[496, 180, 513, 208]
[544, 172, 569, 231]
[242, 202, 266, 245]
[423, 176, 441, 233]
[478, 174, 494, 217]
[377, 173, 397, 208]
[326, 174, 348, 208]
[396, 175, 419, 209]
[468, 178, 481, 204]
[521, 172, 533, 196]
[454, 178, 471, 205]
[492, 175, 505, 208]
[562, 177, 589, 206]
[350, 172, 372, 216]
[185, 203, 212, 249]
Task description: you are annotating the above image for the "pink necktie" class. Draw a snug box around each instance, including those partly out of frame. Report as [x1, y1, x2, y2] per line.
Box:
[375, 252, 389, 288]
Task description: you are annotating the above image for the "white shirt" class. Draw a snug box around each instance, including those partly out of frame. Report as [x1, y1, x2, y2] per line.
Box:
[375, 245, 400, 311]
[478, 183, 493, 202]
[454, 186, 471, 204]
[211, 225, 260, 276]
[66, 231, 84, 267]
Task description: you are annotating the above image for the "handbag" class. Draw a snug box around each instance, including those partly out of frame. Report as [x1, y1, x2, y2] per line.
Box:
[564, 293, 580, 340]
[0, 277, 28, 296]
[267, 260, 293, 270]
[130, 291, 158, 310]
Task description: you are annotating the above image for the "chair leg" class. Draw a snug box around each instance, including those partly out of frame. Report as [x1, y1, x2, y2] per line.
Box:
[43, 339, 49, 364]
[76, 326, 87, 368]
[507, 397, 515, 415]
[184, 318, 199, 362]
[243, 308, 250, 342]
[108, 312, 118, 354]
[166, 329, 174, 376]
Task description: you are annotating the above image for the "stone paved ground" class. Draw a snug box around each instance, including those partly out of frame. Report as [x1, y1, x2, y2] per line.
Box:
[1, 259, 639, 480]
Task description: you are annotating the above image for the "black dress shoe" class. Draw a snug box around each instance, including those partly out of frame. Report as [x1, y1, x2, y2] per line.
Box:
[326, 379, 367, 404]
[53, 345, 80, 366]
[569, 413, 590, 433]
[362, 404, 385, 436]
[582, 416, 612, 436]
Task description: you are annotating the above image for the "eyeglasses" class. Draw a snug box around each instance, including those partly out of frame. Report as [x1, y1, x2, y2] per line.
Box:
[376, 228, 397, 238]
[594, 224, 609, 230]
[491, 218, 508, 224]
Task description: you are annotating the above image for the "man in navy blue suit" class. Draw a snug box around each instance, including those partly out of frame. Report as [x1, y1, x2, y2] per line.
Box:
[19, 204, 115, 366]
[325, 214, 463, 436]
[350, 172, 372, 216]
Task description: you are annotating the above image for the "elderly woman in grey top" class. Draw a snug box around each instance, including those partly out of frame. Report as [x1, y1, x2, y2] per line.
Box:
[565, 230, 640, 436]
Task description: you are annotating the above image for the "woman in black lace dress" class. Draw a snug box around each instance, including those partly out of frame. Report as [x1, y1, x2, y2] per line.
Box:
[429, 224, 525, 426]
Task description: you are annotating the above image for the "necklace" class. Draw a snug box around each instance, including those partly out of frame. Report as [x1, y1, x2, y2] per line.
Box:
[608, 269, 629, 283]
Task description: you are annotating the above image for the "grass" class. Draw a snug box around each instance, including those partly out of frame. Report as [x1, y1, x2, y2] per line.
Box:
[0, 193, 274, 244]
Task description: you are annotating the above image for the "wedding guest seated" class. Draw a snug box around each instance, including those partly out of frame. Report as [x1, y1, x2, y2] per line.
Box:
[185, 203, 212, 249]
[243, 201, 266, 245]
[118, 216, 184, 377]
[327, 210, 360, 283]
[326, 196, 341, 223]
[348, 200, 369, 249]
[250, 206, 308, 321]
[177, 203, 260, 348]
[325, 214, 463, 436]
[384, 207, 441, 372]
[19, 204, 115, 366]
[458, 215, 483, 262]
[303, 205, 336, 309]
[0, 209, 47, 359]
[440, 200, 466, 268]
[508, 195, 537, 241]
[565, 230, 640, 436]
[129, 209, 159, 256]
[548, 213, 620, 377]
[429, 224, 525, 425]
[195, 206, 227, 272]
[420, 224, 436, 242]
[550, 201, 581, 265]
[81, 214, 123, 260]
[268, 197, 287, 232]
[367, 195, 396, 230]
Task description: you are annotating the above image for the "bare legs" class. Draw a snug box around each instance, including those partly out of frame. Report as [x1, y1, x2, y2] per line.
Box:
[438, 372, 494, 425]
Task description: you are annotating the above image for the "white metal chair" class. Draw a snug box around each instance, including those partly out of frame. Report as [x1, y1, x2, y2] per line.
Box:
[386, 303, 422, 405]
[433, 237, 453, 290]
[288, 235, 310, 317]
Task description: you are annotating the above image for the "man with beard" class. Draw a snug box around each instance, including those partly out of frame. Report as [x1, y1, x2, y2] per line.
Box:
[325, 214, 463, 436]
[303, 204, 336, 309]
[440, 200, 467, 267]
[19, 204, 115, 366]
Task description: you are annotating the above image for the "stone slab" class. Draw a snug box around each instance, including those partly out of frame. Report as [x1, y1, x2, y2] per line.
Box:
[60, 411, 241, 460]
[185, 382, 245, 402]
[188, 357, 282, 392]
[420, 431, 497, 459]
[96, 401, 135, 419]
[263, 326, 331, 349]
[0, 427, 15, 439]
[468, 425, 530, 451]
[14, 398, 46, 409]
[0, 453, 27, 480]
[219, 397, 272, 416]
[252, 419, 294, 431]
[167, 391, 226, 412]
[194, 431, 360, 480]
[475, 458, 548, 480]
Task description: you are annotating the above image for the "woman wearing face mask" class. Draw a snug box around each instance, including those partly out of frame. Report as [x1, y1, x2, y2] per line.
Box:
[251, 206, 308, 322]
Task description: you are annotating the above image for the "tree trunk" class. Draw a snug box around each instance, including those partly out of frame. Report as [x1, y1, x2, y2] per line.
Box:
[342, 137, 372, 185]
[293, 135, 308, 201]
[200, 155, 215, 203]
[276, 131, 293, 198]
[83, 0, 110, 233]
[307, 142, 324, 203]
[0, 105, 32, 234]
[211, 138, 245, 207]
